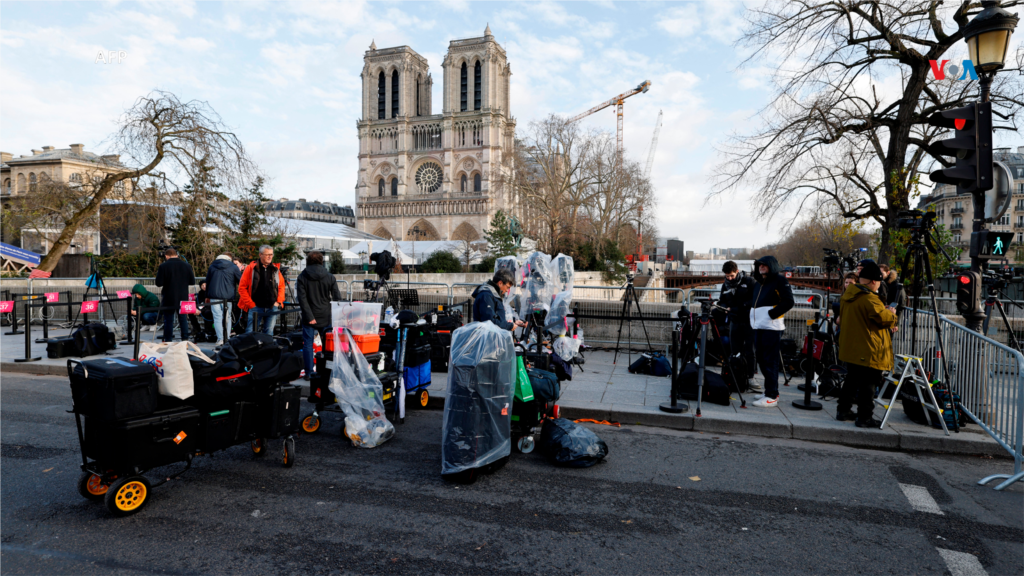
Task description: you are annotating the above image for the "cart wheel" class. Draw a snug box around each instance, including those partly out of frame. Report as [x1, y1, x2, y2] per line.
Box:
[301, 414, 321, 434]
[552, 404, 561, 419]
[517, 435, 536, 454]
[251, 438, 268, 457]
[283, 437, 296, 468]
[77, 472, 110, 501]
[104, 476, 151, 517]
[419, 390, 429, 408]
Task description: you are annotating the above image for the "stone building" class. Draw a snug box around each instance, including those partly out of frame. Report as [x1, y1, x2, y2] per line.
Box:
[354, 25, 519, 242]
[917, 147, 1024, 261]
[264, 198, 356, 226]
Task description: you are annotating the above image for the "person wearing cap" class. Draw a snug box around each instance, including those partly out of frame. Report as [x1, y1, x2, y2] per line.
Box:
[837, 260, 898, 428]
[856, 259, 887, 303]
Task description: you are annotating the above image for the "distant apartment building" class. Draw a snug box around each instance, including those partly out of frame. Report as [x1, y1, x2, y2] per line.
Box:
[264, 198, 356, 227]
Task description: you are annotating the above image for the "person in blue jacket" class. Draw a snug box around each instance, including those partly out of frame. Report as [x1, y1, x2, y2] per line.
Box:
[749, 255, 794, 407]
[472, 268, 526, 330]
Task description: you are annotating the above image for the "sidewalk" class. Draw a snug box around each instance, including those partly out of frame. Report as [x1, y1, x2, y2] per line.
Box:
[0, 328, 1005, 457]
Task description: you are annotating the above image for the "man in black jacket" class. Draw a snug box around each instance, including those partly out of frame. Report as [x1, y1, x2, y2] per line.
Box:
[155, 248, 196, 342]
[205, 252, 242, 345]
[297, 251, 343, 379]
[472, 268, 527, 331]
[719, 261, 757, 385]
[750, 255, 794, 408]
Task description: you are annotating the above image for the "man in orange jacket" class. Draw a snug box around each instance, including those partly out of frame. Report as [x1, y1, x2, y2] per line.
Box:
[238, 245, 286, 334]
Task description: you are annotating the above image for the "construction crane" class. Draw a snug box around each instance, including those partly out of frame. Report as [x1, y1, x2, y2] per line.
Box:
[643, 110, 663, 179]
[569, 80, 651, 162]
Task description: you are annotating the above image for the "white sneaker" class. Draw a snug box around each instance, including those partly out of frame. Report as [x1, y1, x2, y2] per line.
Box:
[753, 396, 779, 408]
[214, 340, 223, 347]
[752, 393, 766, 401]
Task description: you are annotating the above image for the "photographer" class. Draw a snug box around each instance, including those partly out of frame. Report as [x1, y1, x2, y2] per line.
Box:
[749, 255, 794, 408]
[297, 251, 343, 381]
[473, 268, 527, 331]
[837, 261, 898, 427]
[719, 261, 757, 387]
[238, 245, 286, 335]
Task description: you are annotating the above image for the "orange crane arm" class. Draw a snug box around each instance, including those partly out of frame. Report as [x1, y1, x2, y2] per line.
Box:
[568, 80, 651, 123]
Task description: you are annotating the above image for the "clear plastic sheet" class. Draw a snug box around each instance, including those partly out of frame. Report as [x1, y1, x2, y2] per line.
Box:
[495, 256, 520, 322]
[328, 329, 395, 448]
[545, 254, 574, 335]
[519, 252, 554, 319]
[332, 302, 382, 336]
[441, 321, 516, 475]
[552, 336, 581, 362]
[539, 418, 609, 467]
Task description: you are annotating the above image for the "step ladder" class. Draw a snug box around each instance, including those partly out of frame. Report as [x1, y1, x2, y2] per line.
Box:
[876, 354, 949, 435]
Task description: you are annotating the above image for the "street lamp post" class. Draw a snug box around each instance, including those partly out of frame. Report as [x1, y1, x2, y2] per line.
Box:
[963, 0, 1019, 332]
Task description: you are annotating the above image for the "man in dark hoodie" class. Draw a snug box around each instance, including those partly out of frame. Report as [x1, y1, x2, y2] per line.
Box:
[155, 248, 196, 342]
[837, 260, 898, 428]
[719, 260, 758, 386]
[206, 252, 242, 346]
[130, 284, 161, 332]
[473, 268, 527, 331]
[297, 251, 343, 379]
[749, 255, 794, 407]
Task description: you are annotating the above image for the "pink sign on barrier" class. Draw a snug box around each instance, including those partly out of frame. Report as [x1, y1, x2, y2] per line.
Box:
[189, 293, 197, 302]
[180, 301, 197, 315]
[80, 301, 99, 314]
[0, 301, 13, 313]
[117, 290, 132, 299]
[45, 292, 60, 303]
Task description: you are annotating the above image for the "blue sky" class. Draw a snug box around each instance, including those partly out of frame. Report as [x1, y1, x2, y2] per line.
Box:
[2, 1, 1022, 252]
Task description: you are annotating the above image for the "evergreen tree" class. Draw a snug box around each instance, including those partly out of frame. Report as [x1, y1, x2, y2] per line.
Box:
[483, 210, 518, 258]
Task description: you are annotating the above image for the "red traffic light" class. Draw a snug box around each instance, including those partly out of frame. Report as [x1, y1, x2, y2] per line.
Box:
[955, 118, 966, 130]
[959, 275, 971, 284]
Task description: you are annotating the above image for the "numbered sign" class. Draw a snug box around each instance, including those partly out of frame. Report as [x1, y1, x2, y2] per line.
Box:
[44, 292, 59, 303]
[80, 301, 99, 314]
[0, 301, 13, 313]
[801, 336, 825, 360]
[180, 301, 197, 315]
[189, 293, 197, 302]
[116, 290, 132, 299]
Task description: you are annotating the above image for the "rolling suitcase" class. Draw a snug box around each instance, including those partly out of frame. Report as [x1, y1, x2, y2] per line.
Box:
[47, 337, 77, 359]
[68, 358, 159, 421]
[260, 384, 301, 438]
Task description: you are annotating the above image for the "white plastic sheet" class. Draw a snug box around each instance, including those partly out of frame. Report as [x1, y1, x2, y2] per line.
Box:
[545, 254, 574, 335]
[495, 256, 520, 322]
[331, 302, 382, 336]
[552, 336, 581, 362]
[328, 329, 395, 448]
[519, 252, 554, 319]
[441, 321, 516, 475]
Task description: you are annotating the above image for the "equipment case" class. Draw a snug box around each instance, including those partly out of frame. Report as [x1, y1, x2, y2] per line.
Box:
[69, 359, 159, 421]
[84, 406, 200, 469]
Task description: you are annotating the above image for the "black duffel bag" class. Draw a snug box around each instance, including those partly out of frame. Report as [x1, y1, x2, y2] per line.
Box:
[527, 368, 561, 404]
[72, 323, 115, 357]
[220, 332, 281, 366]
[539, 418, 608, 468]
[676, 363, 731, 406]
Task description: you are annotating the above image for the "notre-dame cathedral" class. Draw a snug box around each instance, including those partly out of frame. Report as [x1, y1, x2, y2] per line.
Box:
[354, 25, 518, 242]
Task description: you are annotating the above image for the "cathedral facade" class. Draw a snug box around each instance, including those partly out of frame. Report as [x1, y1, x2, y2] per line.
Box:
[354, 26, 518, 243]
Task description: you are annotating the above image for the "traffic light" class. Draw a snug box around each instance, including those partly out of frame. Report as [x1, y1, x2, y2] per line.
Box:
[928, 102, 993, 193]
[956, 271, 982, 314]
[970, 230, 1014, 259]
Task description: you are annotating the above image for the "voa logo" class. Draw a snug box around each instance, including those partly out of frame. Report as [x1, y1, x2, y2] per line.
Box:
[930, 59, 979, 81]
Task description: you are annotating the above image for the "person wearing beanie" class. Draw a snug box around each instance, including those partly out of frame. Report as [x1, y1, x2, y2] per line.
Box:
[205, 252, 242, 345]
[837, 261, 898, 428]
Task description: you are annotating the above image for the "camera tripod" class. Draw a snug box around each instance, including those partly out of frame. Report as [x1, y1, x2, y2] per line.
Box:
[981, 275, 1024, 352]
[798, 259, 843, 399]
[667, 299, 747, 416]
[899, 223, 959, 432]
[612, 274, 653, 365]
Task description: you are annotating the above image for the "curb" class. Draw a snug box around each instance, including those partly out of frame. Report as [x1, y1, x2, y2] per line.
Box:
[2, 362, 67, 377]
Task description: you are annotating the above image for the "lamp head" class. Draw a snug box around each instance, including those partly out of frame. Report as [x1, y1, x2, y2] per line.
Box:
[964, 0, 1019, 73]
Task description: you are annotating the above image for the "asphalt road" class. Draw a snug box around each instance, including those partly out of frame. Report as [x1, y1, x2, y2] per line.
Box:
[2, 372, 1022, 575]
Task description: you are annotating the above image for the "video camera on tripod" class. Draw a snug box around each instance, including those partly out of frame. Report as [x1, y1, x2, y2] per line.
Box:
[896, 209, 937, 232]
[822, 248, 862, 274]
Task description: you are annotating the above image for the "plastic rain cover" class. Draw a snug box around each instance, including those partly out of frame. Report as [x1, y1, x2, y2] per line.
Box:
[441, 321, 516, 475]
[545, 254, 574, 335]
[519, 252, 554, 319]
[328, 329, 395, 448]
[495, 256, 520, 321]
[552, 336, 581, 362]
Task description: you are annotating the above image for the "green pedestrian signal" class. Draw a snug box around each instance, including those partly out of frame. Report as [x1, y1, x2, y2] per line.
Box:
[971, 231, 1014, 259]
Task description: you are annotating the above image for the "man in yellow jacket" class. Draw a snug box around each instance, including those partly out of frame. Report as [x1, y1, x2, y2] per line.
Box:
[837, 260, 898, 428]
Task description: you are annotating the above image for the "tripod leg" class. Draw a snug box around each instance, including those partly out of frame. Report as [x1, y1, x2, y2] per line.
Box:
[630, 285, 654, 352]
[713, 321, 745, 408]
[613, 287, 631, 365]
[996, 301, 1023, 351]
[696, 320, 708, 417]
[921, 251, 959, 433]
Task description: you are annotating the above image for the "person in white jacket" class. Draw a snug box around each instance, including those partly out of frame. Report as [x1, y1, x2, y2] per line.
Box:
[749, 255, 794, 407]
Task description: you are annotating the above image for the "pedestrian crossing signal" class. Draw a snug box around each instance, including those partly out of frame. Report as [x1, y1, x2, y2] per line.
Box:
[970, 230, 1014, 259]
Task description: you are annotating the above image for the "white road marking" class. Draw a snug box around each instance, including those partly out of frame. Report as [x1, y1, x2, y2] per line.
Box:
[937, 548, 988, 576]
[898, 483, 944, 515]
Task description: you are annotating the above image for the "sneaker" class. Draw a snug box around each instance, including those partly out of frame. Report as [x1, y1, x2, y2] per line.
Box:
[855, 417, 882, 429]
[748, 382, 764, 393]
[836, 410, 858, 422]
[752, 396, 779, 408]
[752, 393, 766, 401]
[214, 340, 223, 347]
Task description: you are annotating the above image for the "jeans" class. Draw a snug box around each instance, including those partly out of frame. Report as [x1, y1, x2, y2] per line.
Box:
[754, 329, 782, 399]
[140, 312, 158, 325]
[163, 312, 190, 342]
[247, 306, 278, 335]
[302, 324, 328, 376]
[211, 302, 232, 342]
[839, 363, 880, 420]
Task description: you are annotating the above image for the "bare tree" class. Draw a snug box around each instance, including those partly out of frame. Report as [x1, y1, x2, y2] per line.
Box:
[710, 0, 1024, 263]
[35, 90, 260, 272]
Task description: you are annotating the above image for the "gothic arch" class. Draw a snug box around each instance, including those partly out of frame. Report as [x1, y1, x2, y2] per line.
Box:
[406, 218, 440, 241]
[370, 161, 397, 183]
[373, 226, 395, 240]
[451, 222, 479, 242]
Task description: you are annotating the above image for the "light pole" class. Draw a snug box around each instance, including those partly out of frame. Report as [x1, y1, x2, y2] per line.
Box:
[963, 0, 1019, 331]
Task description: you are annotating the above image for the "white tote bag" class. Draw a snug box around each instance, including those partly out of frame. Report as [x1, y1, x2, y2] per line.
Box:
[138, 341, 215, 399]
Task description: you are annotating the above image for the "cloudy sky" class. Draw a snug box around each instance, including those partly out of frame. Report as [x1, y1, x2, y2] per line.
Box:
[2, 0, 1022, 252]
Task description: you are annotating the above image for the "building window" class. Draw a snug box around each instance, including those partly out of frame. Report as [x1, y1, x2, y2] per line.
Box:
[474, 60, 482, 110]
[954, 201, 962, 210]
[69, 173, 82, 183]
[1019, 182, 1024, 194]
[953, 233, 961, 243]
[1017, 216, 1024, 227]
[377, 71, 386, 120]
[460, 174, 467, 192]
[391, 70, 399, 118]
[28, 173, 36, 192]
[2, 178, 9, 194]
[998, 215, 1010, 226]
[953, 217, 963, 228]
[415, 162, 443, 194]
[416, 75, 421, 116]
[473, 173, 481, 192]
[391, 177, 398, 196]
[1017, 199, 1024, 211]
[460, 62, 468, 112]
[378, 178, 385, 197]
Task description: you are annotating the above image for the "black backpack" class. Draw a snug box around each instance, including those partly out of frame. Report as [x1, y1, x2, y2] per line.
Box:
[676, 363, 731, 406]
[628, 352, 672, 376]
[72, 323, 114, 357]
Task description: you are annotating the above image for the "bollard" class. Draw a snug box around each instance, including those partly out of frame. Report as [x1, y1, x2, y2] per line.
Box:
[5, 295, 21, 335]
[792, 313, 823, 411]
[34, 300, 51, 343]
[14, 300, 41, 363]
[659, 326, 687, 414]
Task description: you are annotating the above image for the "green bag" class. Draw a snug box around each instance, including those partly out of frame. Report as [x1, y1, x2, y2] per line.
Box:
[515, 356, 534, 402]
